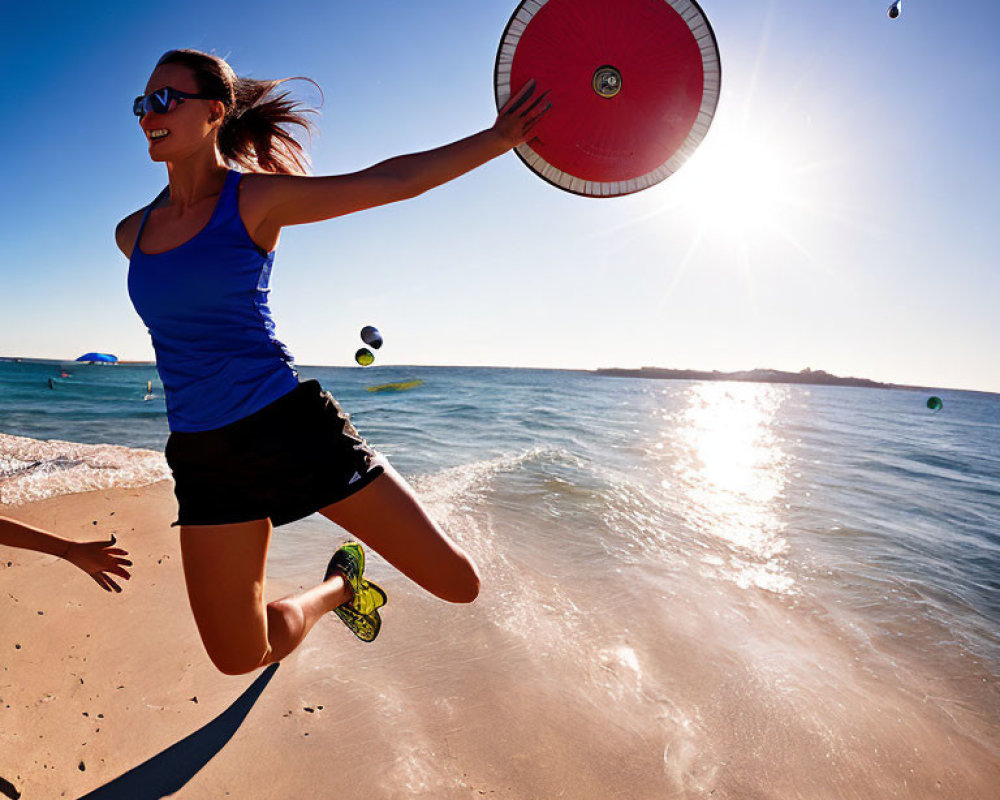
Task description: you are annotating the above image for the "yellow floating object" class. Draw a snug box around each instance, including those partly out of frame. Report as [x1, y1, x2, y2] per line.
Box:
[367, 380, 424, 393]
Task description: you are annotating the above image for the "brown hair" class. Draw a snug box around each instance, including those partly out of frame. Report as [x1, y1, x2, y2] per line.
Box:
[156, 49, 319, 175]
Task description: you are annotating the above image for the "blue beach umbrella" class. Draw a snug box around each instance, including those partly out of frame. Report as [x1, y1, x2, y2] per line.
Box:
[76, 352, 118, 363]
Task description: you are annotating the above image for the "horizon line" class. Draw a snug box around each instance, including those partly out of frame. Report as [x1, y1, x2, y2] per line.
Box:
[1, 355, 994, 396]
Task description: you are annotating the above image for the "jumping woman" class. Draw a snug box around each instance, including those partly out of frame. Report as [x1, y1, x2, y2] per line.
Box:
[117, 49, 548, 676]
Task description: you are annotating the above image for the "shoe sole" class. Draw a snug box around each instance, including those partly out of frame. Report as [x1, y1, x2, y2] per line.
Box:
[334, 603, 382, 642]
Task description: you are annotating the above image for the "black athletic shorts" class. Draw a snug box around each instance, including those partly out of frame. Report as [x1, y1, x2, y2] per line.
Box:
[165, 379, 384, 528]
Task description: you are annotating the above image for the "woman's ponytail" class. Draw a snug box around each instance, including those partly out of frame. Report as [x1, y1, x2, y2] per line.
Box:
[218, 77, 316, 175]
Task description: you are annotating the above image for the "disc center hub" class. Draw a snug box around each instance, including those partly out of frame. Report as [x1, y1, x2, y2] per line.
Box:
[592, 65, 622, 98]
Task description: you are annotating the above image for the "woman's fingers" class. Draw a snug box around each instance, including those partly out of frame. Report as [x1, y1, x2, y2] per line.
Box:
[519, 89, 550, 118]
[495, 80, 551, 146]
[86, 540, 132, 566]
[501, 79, 537, 116]
[67, 539, 130, 591]
[91, 572, 114, 592]
[523, 102, 552, 134]
[104, 564, 132, 581]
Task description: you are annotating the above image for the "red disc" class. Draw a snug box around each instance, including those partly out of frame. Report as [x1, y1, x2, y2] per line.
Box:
[495, 0, 721, 197]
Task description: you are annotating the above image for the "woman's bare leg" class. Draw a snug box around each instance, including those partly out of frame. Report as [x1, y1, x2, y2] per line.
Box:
[318, 463, 480, 603]
[180, 519, 352, 675]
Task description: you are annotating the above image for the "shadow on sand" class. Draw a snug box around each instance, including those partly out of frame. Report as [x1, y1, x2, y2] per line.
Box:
[0, 775, 21, 800]
[77, 663, 279, 800]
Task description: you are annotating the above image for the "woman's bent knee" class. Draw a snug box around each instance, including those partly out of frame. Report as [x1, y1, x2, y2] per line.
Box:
[206, 645, 268, 675]
[198, 627, 270, 675]
[452, 578, 480, 604]
[190, 610, 270, 674]
[441, 561, 480, 604]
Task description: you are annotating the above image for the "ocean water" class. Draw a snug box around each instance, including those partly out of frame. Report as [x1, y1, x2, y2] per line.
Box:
[2, 358, 999, 793]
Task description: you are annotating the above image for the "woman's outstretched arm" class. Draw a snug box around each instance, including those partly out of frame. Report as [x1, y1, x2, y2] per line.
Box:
[0, 517, 133, 592]
[243, 80, 550, 240]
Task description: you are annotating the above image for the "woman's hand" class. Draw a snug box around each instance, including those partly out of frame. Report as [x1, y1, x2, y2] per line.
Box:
[492, 79, 551, 148]
[63, 534, 132, 593]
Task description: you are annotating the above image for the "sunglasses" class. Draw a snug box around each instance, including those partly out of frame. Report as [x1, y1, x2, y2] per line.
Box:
[132, 86, 224, 117]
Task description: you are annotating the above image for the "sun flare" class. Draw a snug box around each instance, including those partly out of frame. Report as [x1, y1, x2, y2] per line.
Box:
[676, 123, 803, 242]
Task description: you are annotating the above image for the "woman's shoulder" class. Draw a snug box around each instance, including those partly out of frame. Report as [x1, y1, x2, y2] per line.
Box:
[236, 172, 301, 252]
[115, 208, 146, 259]
[234, 171, 283, 218]
[237, 170, 297, 197]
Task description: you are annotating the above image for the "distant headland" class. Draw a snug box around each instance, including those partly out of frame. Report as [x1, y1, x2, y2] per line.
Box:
[593, 366, 906, 390]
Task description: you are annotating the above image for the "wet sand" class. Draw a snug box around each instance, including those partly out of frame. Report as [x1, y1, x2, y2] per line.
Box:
[2, 483, 999, 799]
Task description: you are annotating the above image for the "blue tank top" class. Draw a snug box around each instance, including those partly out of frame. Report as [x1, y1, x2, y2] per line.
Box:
[127, 170, 299, 432]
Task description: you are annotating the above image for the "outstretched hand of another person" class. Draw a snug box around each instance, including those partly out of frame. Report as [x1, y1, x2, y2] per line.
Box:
[1, 517, 134, 593]
[492, 79, 552, 148]
[63, 535, 132, 593]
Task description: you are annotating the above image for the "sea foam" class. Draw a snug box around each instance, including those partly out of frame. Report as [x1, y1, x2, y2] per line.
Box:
[0, 432, 169, 506]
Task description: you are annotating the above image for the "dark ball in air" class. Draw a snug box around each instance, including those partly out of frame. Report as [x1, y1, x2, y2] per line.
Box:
[926, 396, 943, 411]
[360, 326, 383, 350]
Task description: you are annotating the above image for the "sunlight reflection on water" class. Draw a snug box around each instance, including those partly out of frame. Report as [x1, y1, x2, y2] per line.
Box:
[668, 383, 796, 594]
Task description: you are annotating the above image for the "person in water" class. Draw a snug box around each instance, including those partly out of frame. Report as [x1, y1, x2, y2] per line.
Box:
[117, 49, 548, 675]
[1, 517, 131, 592]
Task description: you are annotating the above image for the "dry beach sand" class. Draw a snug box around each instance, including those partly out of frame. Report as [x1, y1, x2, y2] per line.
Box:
[2, 482, 999, 799]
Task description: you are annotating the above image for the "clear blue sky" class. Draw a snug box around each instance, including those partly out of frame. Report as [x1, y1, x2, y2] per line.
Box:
[2, 1, 998, 392]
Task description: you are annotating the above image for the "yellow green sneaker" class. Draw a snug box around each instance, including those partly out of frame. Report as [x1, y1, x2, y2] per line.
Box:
[324, 542, 387, 642]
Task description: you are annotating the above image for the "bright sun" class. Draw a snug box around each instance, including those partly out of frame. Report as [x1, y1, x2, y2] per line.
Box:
[607, 108, 836, 284]
[676, 124, 801, 242]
